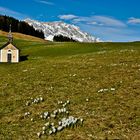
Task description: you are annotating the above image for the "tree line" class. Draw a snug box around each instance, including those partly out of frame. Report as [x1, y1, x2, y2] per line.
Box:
[53, 35, 77, 42]
[0, 15, 44, 39]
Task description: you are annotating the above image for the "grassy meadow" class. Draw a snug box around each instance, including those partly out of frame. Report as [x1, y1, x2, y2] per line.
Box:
[0, 32, 140, 139]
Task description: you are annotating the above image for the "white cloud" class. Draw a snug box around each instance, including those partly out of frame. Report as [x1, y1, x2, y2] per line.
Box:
[87, 21, 104, 26]
[58, 14, 78, 20]
[72, 17, 87, 23]
[89, 21, 98, 25]
[0, 7, 20, 16]
[78, 23, 140, 42]
[72, 15, 126, 27]
[128, 17, 140, 24]
[57, 14, 140, 42]
[0, 6, 27, 19]
[35, 0, 54, 5]
[92, 16, 126, 27]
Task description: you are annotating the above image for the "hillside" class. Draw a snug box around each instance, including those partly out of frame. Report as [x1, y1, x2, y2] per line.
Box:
[0, 30, 46, 42]
[0, 15, 44, 39]
[0, 33, 140, 139]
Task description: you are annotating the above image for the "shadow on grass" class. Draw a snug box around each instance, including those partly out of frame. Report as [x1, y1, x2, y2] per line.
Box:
[20, 55, 29, 62]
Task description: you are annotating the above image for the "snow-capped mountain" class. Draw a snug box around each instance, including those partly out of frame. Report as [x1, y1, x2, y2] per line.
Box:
[24, 18, 101, 42]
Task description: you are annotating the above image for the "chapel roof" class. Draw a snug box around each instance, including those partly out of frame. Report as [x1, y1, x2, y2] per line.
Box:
[0, 42, 19, 50]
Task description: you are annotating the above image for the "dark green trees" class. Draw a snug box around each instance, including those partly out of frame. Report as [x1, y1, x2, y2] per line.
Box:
[0, 15, 44, 39]
[53, 35, 77, 42]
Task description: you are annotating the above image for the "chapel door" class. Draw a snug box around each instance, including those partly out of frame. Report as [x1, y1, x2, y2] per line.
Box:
[7, 53, 12, 62]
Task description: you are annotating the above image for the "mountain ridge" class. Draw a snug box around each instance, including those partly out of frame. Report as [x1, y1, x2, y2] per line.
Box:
[24, 18, 101, 42]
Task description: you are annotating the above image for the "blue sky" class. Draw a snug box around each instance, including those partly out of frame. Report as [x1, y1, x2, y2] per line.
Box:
[0, 0, 140, 42]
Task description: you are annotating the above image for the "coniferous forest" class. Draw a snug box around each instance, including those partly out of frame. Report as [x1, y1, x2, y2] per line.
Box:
[0, 15, 44, 39]
[53, 35, 77, 42]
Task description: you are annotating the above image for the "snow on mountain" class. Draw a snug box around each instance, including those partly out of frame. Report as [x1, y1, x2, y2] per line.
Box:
[24, 18, 101, 42]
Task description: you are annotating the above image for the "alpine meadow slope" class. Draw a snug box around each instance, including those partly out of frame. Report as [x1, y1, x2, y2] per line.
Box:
[0, 31, 140, 139]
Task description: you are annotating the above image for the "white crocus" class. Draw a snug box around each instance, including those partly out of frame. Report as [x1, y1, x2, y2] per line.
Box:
[111, 88, 115, 91]
[37, 132, 41, 137]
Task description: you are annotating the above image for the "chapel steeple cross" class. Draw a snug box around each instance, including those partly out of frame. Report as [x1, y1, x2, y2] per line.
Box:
[7, 24, 13, 43]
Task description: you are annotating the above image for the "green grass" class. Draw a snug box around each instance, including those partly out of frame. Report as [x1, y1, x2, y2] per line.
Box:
[0, 35, 140, 139]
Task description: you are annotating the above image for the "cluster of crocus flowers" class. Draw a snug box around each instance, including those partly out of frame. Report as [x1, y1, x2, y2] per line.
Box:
[36, 100, 84, 138]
